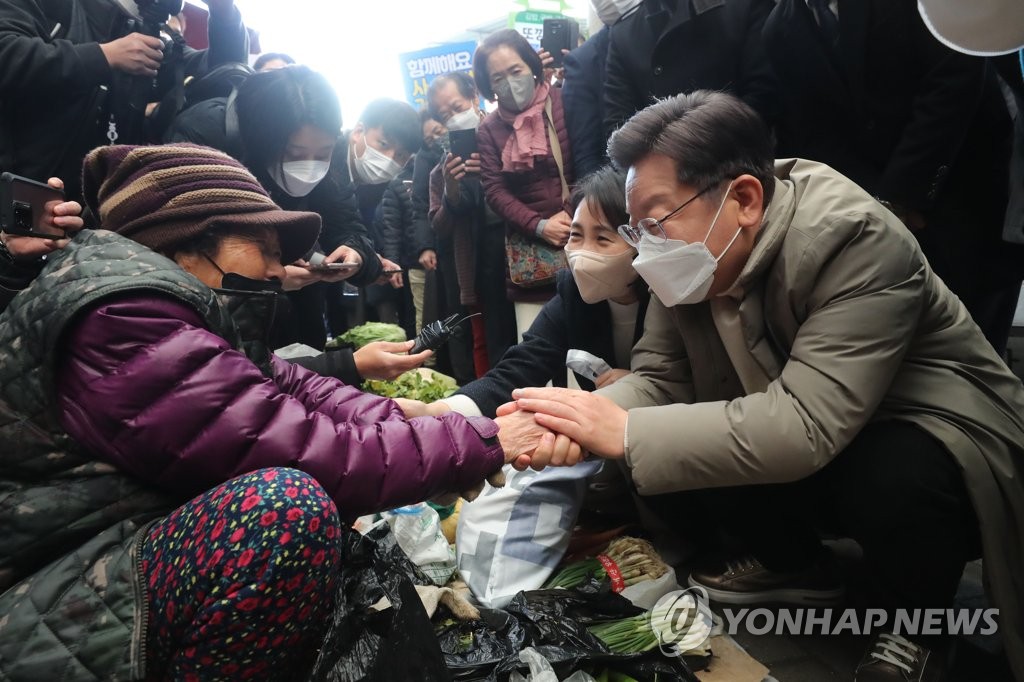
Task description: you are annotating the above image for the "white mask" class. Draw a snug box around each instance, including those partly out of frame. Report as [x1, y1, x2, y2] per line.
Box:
[268, 160, 330, 198]
[446, 108, 481, 132]
[590, 0, 641, 25]
[352, 135, 404, 185]
[631, 183, 741, 306]
[566, 247, 638, 304]
[494, 74, 536, 113]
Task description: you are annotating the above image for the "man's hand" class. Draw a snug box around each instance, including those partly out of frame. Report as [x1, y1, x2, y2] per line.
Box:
[377, 256, 403, 288]
[540, 210, 572, 248]
[2, 178, 84, 261]
[354, 340, 431, 380]
[418, 249, 438, 271]
[504, 387, 627, 459]
[100, 33, 164, 77]
[595, 368, 631, 389]
[494, 408, 583, 471]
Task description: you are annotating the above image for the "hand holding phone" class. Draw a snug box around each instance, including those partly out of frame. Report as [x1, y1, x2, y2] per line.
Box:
[1, 173, 67, 239]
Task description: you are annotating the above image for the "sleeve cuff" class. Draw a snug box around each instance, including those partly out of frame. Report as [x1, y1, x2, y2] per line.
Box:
[535, 219, 548, 238]
[440, 393, 483, 417]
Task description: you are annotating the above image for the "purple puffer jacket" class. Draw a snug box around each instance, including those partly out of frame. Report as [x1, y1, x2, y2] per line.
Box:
[55, 296, 505, 519]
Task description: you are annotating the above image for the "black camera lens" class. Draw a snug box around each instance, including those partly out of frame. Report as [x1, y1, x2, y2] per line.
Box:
[13, 201, 32, 230]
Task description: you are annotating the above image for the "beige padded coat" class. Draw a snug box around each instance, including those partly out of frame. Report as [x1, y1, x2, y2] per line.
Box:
[600, 159, 1024, 679]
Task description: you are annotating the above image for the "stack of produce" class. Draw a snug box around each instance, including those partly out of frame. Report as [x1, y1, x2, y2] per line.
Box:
[543, 536, 669, 592]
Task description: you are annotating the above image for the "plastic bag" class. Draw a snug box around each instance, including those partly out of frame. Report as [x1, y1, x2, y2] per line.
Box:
[441, 589, 700, 682]
[565, 349, 613, 382]
[308, 524, 450, 682]
[507, 648, 559, 682]
[382, 503, 457, 585]
[619, 567, 681, 610]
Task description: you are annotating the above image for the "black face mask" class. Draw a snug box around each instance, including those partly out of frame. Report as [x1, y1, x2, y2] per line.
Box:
[219, 271, 284, 294]
[202, 253, 283, 295]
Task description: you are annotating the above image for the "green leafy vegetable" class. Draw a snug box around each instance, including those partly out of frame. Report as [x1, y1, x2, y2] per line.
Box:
[327, 322, 406, 350]
[362, 369, 458, 402]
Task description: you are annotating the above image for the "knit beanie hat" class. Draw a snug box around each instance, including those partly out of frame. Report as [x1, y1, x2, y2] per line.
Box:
[81, 144, 321, 264]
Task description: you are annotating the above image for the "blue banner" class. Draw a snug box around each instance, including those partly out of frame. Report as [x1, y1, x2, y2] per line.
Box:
[399, 41, 477, 112]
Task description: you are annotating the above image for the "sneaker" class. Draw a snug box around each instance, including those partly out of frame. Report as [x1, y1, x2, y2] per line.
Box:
[687, 553, 845, 606]
[855, 633, 945, 682]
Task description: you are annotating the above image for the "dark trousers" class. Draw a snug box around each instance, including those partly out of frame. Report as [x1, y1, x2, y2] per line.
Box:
[646, 420, 981, 612]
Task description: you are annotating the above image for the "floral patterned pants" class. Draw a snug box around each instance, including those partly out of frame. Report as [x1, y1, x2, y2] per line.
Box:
[141, 468, 343, 681]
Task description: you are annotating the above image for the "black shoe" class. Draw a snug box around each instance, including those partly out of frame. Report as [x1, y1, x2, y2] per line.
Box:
[687, 552, 844, 606]
[855, 633, 946, 682]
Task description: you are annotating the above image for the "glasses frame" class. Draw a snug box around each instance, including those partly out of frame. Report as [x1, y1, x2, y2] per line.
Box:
[617, 184, 716, 246]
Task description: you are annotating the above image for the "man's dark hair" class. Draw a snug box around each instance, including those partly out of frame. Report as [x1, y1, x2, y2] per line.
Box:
[235, 65, 342, 171]
[419, 108, 438, 126]
[426, 71, 477, 120]
[253, 52, 296, 71]
[473, 29, 544, 101]
[358, 98, 422, 156]
[608, 90, 776, 207]
[571, 165, 629, 230]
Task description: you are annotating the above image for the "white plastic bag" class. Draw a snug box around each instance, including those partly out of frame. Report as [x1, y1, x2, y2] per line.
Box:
[508, 648, 559, 682]
[381, 503, 456, 585]
[457, 461, 601, 608]
[565, 349, 613, 382]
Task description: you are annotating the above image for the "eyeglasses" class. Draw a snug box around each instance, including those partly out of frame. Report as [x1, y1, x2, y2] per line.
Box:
[617, 184, 716, 246]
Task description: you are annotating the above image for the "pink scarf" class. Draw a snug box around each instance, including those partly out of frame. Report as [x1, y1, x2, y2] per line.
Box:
[498, 81, 552, 173]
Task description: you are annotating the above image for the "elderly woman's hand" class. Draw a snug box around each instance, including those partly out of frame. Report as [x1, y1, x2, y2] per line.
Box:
[540, 210, 572, 248]
[1, 178, 84, 261]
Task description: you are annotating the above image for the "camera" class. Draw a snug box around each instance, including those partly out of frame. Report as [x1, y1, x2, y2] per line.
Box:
[541, 18, 580, 68]
[135, 0, 185, 33]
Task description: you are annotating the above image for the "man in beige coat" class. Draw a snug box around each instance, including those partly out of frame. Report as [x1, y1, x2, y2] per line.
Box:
[508, 91, 1024, 681]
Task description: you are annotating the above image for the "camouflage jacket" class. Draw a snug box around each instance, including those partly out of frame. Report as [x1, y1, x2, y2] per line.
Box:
[0, 230, 255, 680]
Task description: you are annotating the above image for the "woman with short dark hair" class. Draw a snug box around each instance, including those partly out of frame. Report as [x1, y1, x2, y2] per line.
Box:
[474, 29, 575, 342]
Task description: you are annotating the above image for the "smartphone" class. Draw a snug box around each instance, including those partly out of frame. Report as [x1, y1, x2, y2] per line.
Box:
[0, 173, 66, 239]
[382, 269, 403, 275]
[541, 18, 579, 68]
[308, 262, 360, 273]
[448, 128, 477, 161]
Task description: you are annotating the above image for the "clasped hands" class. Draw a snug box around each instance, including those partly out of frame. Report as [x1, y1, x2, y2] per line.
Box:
[398, 386, 629, 471]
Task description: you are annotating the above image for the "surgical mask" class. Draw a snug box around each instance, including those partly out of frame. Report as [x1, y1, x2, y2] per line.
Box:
[631, 183, 741, 306]
[566, 247, 638, 303]
[591, 0, 640, 25]
[267, 160, 330, 197]
[494, 74, 536, 113]
[351, 136, 404, 185]
[446, 107, 481, 132]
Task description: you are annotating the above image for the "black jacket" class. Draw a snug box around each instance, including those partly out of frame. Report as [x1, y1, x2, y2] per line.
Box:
[0, 0, 247, 200]
[763, 0, 1020, 285]
[375, 162, 431, 268]
[603, 0, 781, 138]
[562, 26, 611, 180]
[455, 270, 649, 418]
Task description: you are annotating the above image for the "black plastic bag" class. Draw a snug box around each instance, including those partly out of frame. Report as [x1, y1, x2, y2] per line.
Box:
[309, 525, 451, 682]
[437, 608, 526, 680]
[442, 589, 700, 682]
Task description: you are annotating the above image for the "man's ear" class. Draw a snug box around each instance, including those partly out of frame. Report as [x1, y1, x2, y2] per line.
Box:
[732, 174, 765, 229]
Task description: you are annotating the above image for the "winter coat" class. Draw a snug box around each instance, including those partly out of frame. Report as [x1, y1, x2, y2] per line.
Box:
[0, 229, 504, 679]
[763, 0, 1022, 289]
[478, 87, 574, 302]
[603, 0, 781, 140]
[0, 0, 248, 200]
[599, 159, 1024, 679]
[562, 26, 611, 180]
[456, 269, 649, 417]
[375, 162, 429, 269]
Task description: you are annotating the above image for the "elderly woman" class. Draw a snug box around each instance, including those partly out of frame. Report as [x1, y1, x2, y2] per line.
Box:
[474, 29, 575, 340]
[0, 144, 574, 681]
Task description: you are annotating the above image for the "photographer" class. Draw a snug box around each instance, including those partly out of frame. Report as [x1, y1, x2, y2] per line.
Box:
[0, 0, 248, 200]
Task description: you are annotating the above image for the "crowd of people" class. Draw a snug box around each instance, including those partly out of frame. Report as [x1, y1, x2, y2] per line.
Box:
[1, 0, 1023, 681]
